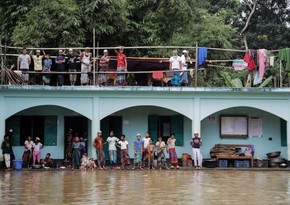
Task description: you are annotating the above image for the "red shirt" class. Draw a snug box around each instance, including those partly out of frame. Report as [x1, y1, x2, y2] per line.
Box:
[116, 52, 126, 67]
[94, 136, 103, 150]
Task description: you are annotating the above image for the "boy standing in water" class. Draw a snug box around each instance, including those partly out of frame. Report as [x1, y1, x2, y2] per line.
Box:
[118, 135, 130, 170]
[106, 131, 119, 167]
[167, 133, 179, 169]
[156, 136, 169, 169]
[132, 133, 143, 170]
[93, 131, 106, 169]
[146, 139, 155, 169]
[142, 132, 151, 165]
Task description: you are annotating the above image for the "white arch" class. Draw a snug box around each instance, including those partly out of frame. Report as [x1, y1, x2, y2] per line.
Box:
[200, 98, 289, 121]
[99, 97, 194, 120]
[4, 97, 93, 120]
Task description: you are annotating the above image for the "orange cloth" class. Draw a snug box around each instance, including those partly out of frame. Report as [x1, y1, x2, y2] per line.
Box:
[152, 71, 164, 80]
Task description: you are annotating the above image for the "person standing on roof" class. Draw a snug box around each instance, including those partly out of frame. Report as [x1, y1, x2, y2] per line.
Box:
[180, 50, 189, 86]
[17, 47, 31, 84]
[80, 47, 92, 86]
[55, 49, 66, 86]
[114, 46, 127, 86]
[67, 48, 78, 86]
[169, 50, 182, 86]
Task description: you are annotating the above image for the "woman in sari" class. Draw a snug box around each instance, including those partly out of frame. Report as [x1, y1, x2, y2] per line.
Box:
[167, 133, 179, 169]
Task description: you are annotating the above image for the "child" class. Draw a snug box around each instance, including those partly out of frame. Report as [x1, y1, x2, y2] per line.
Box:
[43, 53, 52, 85]
[132, 133, 143, 170]
[142, 132, 151, 165]
[80, 153, 89, 171]
[32, 137, 43, 166]
[87, 158, 97, 170]
[93, 131, 106, 169]
[146, 139, 155, 169]
[117, 135, 130, 169]
[106, 131, 119, 166]
[156, 136, 169, 169]
[41, 153, 54, 168]
[1, 134, 12, 170]
[167, 133, 179, 169]
[71, 136, 82, 170]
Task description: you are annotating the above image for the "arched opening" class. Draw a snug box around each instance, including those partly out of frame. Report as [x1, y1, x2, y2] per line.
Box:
[100, 105, 193, 159]
[200, 106, 288, 159]
[5, 105, 90, 160]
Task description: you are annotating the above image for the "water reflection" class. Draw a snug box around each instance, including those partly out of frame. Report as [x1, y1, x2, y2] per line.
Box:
[0, 170, 290, 204]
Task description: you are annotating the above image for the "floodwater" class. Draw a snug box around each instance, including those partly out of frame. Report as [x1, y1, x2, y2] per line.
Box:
[0, 170, 290, 205]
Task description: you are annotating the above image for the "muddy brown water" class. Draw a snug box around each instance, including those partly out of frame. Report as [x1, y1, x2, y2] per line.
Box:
[0, 170, 290, 205]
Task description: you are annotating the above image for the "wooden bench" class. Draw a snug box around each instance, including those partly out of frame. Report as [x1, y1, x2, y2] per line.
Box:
[212, 144, 254, 168]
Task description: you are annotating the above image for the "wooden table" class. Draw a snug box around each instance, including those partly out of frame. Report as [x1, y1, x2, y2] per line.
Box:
[216, 155, 254, 168]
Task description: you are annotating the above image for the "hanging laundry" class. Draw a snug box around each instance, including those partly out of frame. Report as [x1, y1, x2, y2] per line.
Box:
[278, 48, 290, 71]
[198, 47, 207, 68]
[152, 71, 163, 80]
[243, 50, 256, 71]
[269, 56, 275, 67]
[257, 49, 268, 81]
[232, 59, 248, 71]
[253, 71, 262, 85]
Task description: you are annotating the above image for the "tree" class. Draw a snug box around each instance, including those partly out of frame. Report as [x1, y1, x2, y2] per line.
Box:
[12, 0, 85, 47]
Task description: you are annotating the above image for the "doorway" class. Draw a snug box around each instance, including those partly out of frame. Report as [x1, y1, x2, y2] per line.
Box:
[64, 116, 88, 157]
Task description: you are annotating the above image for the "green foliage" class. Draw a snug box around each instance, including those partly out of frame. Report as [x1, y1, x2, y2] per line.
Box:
[12, 0, 85, 47]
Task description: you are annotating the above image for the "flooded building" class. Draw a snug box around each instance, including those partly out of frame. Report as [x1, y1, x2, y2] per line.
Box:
[0, 85, 289, 162]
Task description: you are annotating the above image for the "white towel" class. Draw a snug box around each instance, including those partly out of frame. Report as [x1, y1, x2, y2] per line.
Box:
[270, 56, 275, 67]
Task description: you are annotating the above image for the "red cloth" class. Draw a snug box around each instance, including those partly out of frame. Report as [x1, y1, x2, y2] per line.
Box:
[152, 71, 164, 79]
[94, 137, 103, 150]
[116, 52, 127, 67]
[244, 52, 256, 71]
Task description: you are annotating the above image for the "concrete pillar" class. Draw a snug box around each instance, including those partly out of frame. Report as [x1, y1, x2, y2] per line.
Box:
[0, 96, 5, 161]
[287, 100, 290, 160]
[192, 97, 201, 135]
[90, 97, 100, 159]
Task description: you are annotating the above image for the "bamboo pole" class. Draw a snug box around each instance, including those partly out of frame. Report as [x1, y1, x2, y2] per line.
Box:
[93, 28, 96, 85]
[96, 41, 99, 85]
[195, 42, 198, 87]
[280, 60, 282, 87]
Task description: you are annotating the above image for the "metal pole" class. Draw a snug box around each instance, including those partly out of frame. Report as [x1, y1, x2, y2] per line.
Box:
[195, 42, 198, 87]
[93, 28, 96, 85]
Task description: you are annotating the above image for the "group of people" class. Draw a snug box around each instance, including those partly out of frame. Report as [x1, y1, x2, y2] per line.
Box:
[89, 130, 203, 171]
[16, 46, 127, 86]
[1, 129, 203, 171]
[16, 46, 191, 87]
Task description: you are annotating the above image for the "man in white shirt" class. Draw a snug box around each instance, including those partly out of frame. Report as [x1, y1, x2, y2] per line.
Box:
[17, 47, 31, 84]
[169, 50, 181, 86]
[180, 50, 189, 86]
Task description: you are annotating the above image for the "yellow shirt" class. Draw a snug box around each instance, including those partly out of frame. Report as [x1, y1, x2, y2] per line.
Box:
[32, 55, 44, 71]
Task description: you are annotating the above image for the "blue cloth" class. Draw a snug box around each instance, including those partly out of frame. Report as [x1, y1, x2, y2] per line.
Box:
[198, 47, 208, 68]
[171, 71, 180, 86]
[134, 140, 143, 151]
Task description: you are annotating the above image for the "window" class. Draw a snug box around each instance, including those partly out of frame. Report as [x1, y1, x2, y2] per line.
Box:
[148, 115, 183, 146]
[5, 115, 57, 146]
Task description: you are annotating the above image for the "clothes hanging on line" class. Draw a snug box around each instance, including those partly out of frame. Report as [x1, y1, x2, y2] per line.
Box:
[198, 47, 207, 68]
[269, 56, 275, 67]
[257, 49, 268, 81]
[232, 59, 248, 71]
[243, 50, 256, 71]
[278, 48, 290, 71]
